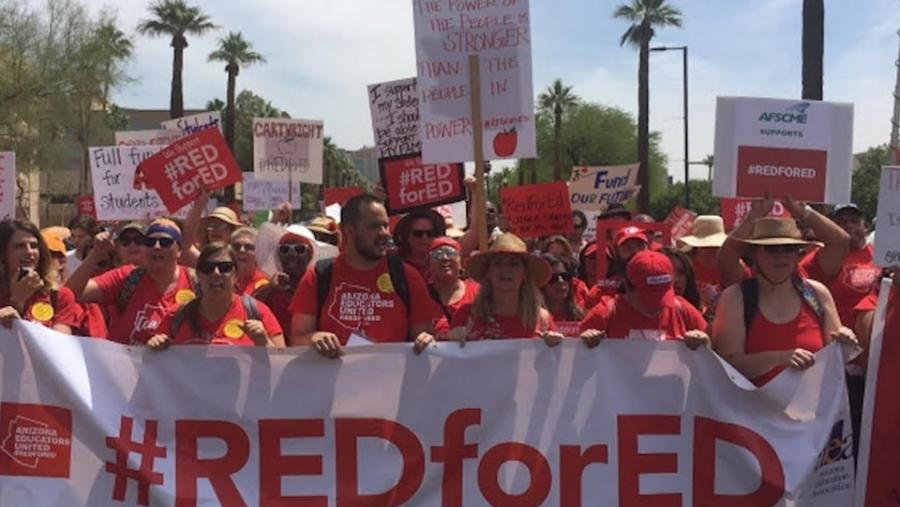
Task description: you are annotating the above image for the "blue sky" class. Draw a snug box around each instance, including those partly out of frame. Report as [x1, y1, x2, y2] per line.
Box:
[66, 0, 900, 181]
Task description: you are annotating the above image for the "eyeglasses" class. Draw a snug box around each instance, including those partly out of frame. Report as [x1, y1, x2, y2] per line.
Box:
[410, 229, 437, 239]
[116, 235, 144, 247]
[232, 242, 256, 252]
[197, 261, 236, 275]
[761, 245, 801, 254]
[207, 221, 230, 231]
[143, 236, 176, 249]
[549, 272, 573, 284]
[279, 244, 309, 256]
[430, 246, 459, 260]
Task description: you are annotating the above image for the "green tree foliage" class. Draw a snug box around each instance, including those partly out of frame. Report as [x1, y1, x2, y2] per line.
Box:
[851, 144, 890, 220]
[537, 79, 579, 182]
[649, 179, 718, 219]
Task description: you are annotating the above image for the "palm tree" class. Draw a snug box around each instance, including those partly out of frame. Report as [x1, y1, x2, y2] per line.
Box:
[137, 0, 217, 119]
[614, 0, 682, 212]
[801, 0, 824, 100]
[93, 22, 133, 110]
[208, 32, 265, 152]
[538, 79, 578, 181]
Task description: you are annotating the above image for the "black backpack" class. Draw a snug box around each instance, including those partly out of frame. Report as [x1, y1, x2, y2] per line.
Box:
[171, 294, 261, 340]
[314, 256, 412, 341]
[117, 266, 201, 313]
[740, 277, 825, 332]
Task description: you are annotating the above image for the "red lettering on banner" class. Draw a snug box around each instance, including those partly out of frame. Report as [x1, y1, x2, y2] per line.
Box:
[617, 415, 681, 506]
[736, 146, 827, 201]
[335, 418, 425, 506]
[477, 442, 552, 507]
[693, 417, 785, 506]
[559, 444, 609, 506]
[430, 408, 481, 506]
[175, 420, 249, 507]
[258, 419, 327, 506]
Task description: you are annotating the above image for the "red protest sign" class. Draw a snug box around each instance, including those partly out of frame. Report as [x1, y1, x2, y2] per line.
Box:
[720, 198, 788, 230]
[500, 182, 573, 239]
[736, 146, 827, 201]
[664, 207, 697, 242]
[324, 186, 363, 207]
[379, 153, 464, 215]
[138, 128, 242, 213]
[76, 195, 96, 219]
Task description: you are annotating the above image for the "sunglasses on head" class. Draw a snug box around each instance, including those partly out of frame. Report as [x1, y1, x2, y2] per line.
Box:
[116, 235, 144, 247]
[143, 236, 176, 248]
[430, 246, 459, 260]
[197, 260, 236, 275]
[410, 229, 437, 239]
[232, 242, 256, 252]
[279, 244, 309, 256]
[761, 244, 801, 254]
[549, 272, 573, 284]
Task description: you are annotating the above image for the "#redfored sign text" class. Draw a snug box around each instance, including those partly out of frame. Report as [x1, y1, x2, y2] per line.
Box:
[500, 182, 573, 239]
[736, 146, 827, 201]
[380, 154, 464, 215]
[138, 128, 242, 213]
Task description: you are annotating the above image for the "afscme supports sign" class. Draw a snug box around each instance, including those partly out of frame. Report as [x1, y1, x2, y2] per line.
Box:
[0, 324, 855, 506]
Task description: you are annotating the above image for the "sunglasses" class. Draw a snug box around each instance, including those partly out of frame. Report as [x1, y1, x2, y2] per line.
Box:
[116, 236, 144, 247]
[761, 244, 801, 254]
[430, 246, 459, 260]
[206, 221, 230, 231]
[197, 261, 237, 275]
[143, 236, 176, 249]
[232, 242, 256, 252]
[279, 244, 309, 256]
[410, 229, 437, 239]
[549, 272, 573, 284]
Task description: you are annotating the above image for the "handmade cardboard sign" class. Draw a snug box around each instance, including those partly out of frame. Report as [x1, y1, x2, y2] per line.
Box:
[368, 77, 420, 158]
[114, 129, 183, 147]
[664, 207, 697, 242]
[569, 164, 640, 211]
[160, 111, 222, 136]
[380, 154, 465, 215]
[138, 128, 242, 213]
[252, 118, 324, 183]
[241, 172, 301, 211]
[874, 166, 900, 267]
[713, 97, 853, 203]
[500, 182, 573, 239]
[412, 0, 536, 163]
[0, 152, 14, 219]
[89, 146, 168, 220]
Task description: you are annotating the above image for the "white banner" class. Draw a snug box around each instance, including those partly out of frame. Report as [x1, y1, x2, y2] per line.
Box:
[252, 118, 324, 183]
[0, 152, 15, 219]
[412, 0, 537, 163]
[0, 323, 856, 506]
[114, 129, 184, 147]
[160, 112, 222, 137]
[874, 166, 900, 267]
[240, 172, 301, 211]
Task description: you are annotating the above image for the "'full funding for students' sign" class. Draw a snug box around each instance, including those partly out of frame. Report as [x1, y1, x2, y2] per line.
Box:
[138, 128, 242, 213]
[874, 166, 900, 267]
[501, 182, 573, 239]
[412, 0, 537, 163]
[252, 118, 324, 183]
[89, 146, 168, 221]
[160, 111, 222, 136]
[713, 97, 853, 203]
[0, 152, 14, 220]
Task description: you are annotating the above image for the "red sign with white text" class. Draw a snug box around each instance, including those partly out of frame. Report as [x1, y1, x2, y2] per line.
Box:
[719, 198, 788, 230]
[76, 195, 96, 219]
[380, 153, 464, 215]
[663, 207, 697, 241]
[138, 128, 242, 213]
[500, 182, 574, 239]
[0, 403, 72, 478]
[736, 146, 827, 201]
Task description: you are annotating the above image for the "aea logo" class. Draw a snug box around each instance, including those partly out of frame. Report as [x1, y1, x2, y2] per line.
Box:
[757, 102, 811, 124]
[815, 420, 853, 470]
[0, 403, 72, 478]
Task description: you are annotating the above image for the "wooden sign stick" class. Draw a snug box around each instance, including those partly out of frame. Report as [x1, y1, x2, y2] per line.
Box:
[468, 54, 489, 252]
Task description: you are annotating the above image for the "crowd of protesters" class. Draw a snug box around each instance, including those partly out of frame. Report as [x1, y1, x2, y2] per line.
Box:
[0, 180, 895, 455]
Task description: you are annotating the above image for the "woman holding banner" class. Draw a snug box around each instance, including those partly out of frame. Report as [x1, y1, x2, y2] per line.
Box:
[446, 233, 563, 345]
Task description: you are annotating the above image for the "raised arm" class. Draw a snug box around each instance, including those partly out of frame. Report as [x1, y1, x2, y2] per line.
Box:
[784, 196, 850, 278]
[717, 197, 773, 287]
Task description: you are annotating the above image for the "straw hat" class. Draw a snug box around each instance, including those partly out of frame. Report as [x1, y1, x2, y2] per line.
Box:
[678, 215, 728, 248]
[465, 233, 551, 286]
[738, 217, 819, 247]
[204, 207, 242, 227]
[307, 215, 338, 236]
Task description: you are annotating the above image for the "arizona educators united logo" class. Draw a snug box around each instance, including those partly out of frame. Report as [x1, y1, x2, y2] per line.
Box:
[0, 403, 72, 478]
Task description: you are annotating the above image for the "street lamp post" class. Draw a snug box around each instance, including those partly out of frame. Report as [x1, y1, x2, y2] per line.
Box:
[650, 45, 689, 209]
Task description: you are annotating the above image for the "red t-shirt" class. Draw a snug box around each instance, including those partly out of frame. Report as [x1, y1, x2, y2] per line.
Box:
[158, 295, 282, 346]
[0, 288, 79, 330]
[449, 304, 557, 340]
[800, 245, 881, 326]
[289, 256, 440, 344]
[92, 265, 197, 345]
[55, 297, 108, 339]
[235, 270, 269, 296]
[256, 283, 298, 337]
[572, 277, 590, 308]
[744, 303, 824, 386]
[579, 295, 707, 340]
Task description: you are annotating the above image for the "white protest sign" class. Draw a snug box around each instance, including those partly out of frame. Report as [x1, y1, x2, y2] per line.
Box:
[88, 146, 178, 221]
[252, 118, 324, 183]
[160, 111, 222, 136]
[713, 96, 853, 203]
[114, 129, 183, 147]
[874, 166, 900, 267]
[0, 152, 15, 219]
[568, 164, 640, 211]
[368, 77, 420, 159]
[412, 0, 536, 163]
[241, 172, 302, 211]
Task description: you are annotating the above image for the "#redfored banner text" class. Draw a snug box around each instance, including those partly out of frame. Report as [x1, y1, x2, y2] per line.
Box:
[379, 154, 464, 215]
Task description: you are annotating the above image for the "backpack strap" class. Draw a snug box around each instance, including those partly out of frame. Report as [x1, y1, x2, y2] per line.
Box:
[314, 258, 336, 327]
[740, 278, 759, 334]
[170, 303, 191, 340]
[742, 277, 825, 334]
[427, 284, 454, 322]
[240, 294, 260, 321]
[50, 289, 58, 313]
[794, 277, 825, 325]
[118, 266, 147, 313]
[387, 255, 411, 317]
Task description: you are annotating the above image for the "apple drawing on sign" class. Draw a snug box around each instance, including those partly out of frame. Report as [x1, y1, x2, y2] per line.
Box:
[278, 137, 298, 155]
[493, 128, 517, 157]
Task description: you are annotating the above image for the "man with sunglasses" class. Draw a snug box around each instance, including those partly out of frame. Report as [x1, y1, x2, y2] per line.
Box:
[254, 225, 317, 333]
[114, 222, 147, 267]
[72, 219, 200, 345]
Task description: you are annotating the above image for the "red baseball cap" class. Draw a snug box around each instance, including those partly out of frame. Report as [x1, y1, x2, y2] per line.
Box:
[429, 236, 461, 253]
[615, 226, 649, 247]
[626, 250, 677, 311]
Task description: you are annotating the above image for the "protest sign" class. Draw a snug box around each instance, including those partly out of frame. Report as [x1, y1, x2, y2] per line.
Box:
[380, 154, 465, 215]
[76, 195, 96, 219]
[323, 186, 364, 207]
[368, 77, 420, 158]
[664, 207, 697, 242]
[500, 182, 573, 238]
[412, 0, 536, 163]
[138, 128, 242, 213]
[0, 322, 855, 506]
[713, 97, 853, 203]
[114, 129, 183, 147]
[0, 152, 15, 219]
[241, 172, 301, 211]
[568, 164, 640, 211]
[160, 111, 222, 136]
[719, 197, 788, 229]
[89, 146, 172, 220]
[874, 166, 900, 267]
[252, 118, 324, 183]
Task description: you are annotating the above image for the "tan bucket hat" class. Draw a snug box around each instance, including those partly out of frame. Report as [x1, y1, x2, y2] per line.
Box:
[465, 233, 552, 287]
[738, 217, 820, 247]
[204, 206, 242, 227]
[678, 215, 728, 248]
